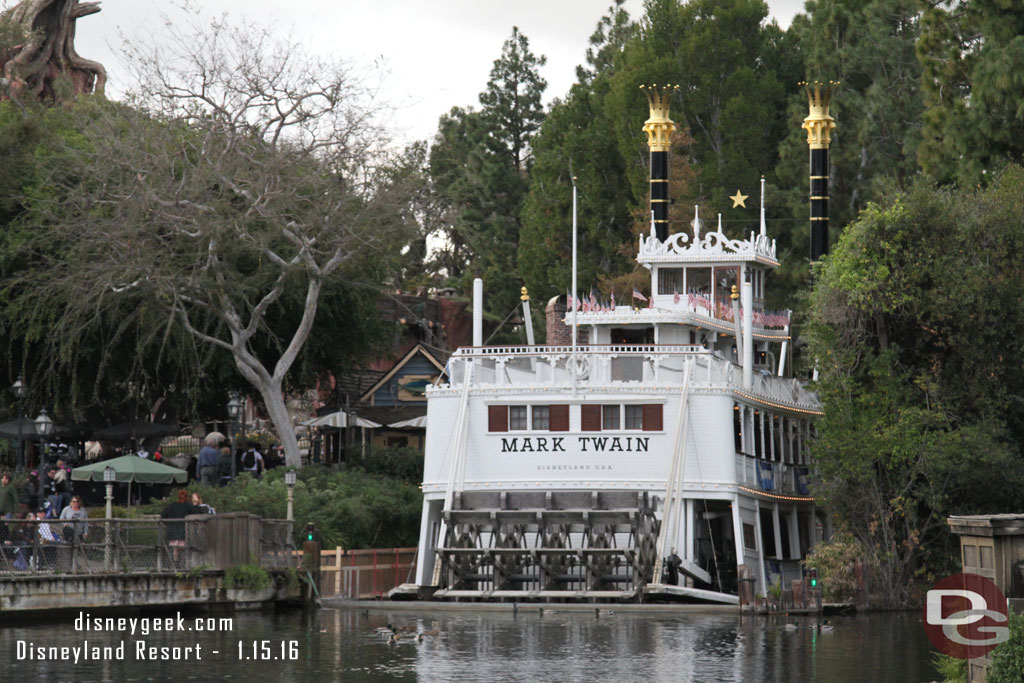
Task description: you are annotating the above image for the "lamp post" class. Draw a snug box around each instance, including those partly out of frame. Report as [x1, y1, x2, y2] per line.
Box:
[11, 376, 26, 471]
[104, 465, 115, 570]
[35, 408, 55, 505]
[226, 393, 242, 479]
[285, 469, 297, 522]
[104, 466, 115, 519]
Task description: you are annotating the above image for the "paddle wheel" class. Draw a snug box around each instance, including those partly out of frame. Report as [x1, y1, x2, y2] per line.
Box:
[434, 490, 660, 600]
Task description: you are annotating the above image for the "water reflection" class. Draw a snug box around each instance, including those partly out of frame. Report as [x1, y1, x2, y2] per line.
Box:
[0, 607, 937, 682]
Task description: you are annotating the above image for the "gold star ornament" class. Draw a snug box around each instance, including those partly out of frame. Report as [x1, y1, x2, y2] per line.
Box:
[730, 190, 748, 208]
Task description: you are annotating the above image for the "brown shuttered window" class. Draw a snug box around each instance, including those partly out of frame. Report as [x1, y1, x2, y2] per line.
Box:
[488, 405, 508, 432]
[580, 405, 602, 431]
[642, 404, 663, 432]
[549, 405, 569, 431]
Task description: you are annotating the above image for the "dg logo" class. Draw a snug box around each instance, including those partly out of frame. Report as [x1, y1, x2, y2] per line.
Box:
[923, 573, 1010, 659]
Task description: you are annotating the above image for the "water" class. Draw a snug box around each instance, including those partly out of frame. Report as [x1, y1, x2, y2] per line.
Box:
[1, 607, 938, 682]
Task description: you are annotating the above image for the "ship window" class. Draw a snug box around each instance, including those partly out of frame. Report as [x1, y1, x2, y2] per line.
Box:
[488, 405, 508, 432]
[581, 405, 602, 431]
[509, 405, 527, 431]
[532, 405, 550, 430]
[658, 267, 684, 295]
[603, 405, 620, 430]
[734, 403, 743, 453]
[715, 267, 737, 310]
[687, 267, 711, 295]
[548, 405, 569, 431]
[625, 405, 643, 430]
[743, 523, 757, 551]
[753, 410, 763, 458]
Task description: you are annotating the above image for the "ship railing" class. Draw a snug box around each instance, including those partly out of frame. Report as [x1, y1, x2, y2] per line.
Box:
[438, 345, 818, 410]
[734, 453, 812, 496]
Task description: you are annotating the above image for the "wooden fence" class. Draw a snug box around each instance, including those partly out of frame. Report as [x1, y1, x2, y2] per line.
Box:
[293, 547, 417, 599]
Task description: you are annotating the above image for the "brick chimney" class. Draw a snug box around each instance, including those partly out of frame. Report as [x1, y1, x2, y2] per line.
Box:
[545, 295, 589, 346]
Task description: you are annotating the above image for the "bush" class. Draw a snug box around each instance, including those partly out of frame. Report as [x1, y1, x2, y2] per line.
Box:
[142, 466, 422, 550]
[931, 653, 965, 683]
[224, 563, 271, 591]
[987, 611, 1024, 683]
[802, 529, 871, 603]
[354, 445, 424, 484]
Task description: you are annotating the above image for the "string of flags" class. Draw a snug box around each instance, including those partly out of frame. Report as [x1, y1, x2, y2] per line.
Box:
[564, 289, 790, 328]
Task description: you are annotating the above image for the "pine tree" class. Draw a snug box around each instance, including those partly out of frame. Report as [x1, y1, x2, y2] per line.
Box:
[918, 0, 1024, 185]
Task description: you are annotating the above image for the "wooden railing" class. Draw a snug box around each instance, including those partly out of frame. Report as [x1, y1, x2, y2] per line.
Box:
[292, 547, 416, 599]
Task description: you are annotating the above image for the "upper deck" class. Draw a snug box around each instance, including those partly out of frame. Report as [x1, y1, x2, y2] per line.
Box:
[430, 344, 820, 416]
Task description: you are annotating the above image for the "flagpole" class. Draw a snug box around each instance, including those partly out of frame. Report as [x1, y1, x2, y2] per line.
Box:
[571, 176, 579, 396]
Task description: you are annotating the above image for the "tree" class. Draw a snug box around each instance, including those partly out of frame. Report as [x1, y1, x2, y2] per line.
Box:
[2, 11, 411, 466]
[918, 1, 1024, 185]
[807, 168, 1024, 606]
[519, 2, 639, 308]
[0, 0, 106, 104]
[427, 27, 547, 330]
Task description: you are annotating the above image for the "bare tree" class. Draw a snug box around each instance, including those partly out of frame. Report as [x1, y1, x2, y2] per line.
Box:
[12, 9, 408, 466]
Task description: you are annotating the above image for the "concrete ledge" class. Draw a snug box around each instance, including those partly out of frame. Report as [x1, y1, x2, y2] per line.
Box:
[0, 571, 301, 617]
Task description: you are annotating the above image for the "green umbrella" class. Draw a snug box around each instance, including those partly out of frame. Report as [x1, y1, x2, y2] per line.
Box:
[71, 455, 188, 484]
[71, 455, 188, 506]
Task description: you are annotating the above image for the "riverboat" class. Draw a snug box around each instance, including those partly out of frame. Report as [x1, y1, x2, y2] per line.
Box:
[409, 83, 837, 603]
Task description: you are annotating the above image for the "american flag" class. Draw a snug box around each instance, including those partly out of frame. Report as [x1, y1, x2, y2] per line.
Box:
[632, 287, 647, 302]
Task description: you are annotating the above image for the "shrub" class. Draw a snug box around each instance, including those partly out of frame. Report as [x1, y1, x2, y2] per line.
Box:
[987, 611, 1024, 683]
[224, 563, 271, 591]
[142, 466, 422, 550]
[802, 529, 872, 603]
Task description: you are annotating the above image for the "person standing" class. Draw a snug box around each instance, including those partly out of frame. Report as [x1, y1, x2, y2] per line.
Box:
[241, 441, 264, 479]
[0, 472, 20, 519]
[59, 496, 89, 542]
[161, 490, 204, 564]
[196, 435, 221, 486]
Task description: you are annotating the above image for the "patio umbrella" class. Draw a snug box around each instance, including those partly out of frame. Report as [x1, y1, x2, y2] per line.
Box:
[0, 417, 43, 441]
[94, 420, 180, 441]
[71, 454, 188, 506]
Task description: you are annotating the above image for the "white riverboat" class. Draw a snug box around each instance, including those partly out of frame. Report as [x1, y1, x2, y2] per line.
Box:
[409, 86, 832, 603]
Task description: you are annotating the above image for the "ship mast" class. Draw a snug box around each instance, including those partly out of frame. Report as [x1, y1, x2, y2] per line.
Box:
[801, 81, 839, 261]
[640, 85, 678, 242]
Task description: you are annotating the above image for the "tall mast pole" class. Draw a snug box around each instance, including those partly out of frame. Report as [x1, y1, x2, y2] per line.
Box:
[801, 80, 839, 262]
[641, 84, 678, 242]
[571, 176, 578, 396]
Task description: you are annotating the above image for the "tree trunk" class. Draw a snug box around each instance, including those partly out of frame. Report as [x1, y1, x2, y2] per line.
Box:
[256, 379, 302, 469]
[1, 0, 106, 102]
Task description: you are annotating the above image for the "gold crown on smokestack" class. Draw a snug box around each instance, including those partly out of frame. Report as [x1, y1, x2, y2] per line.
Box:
[800, 80, 839, 149]
[640, 84, 678, 151]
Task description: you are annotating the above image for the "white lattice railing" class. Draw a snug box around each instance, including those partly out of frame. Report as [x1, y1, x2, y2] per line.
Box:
[435, 345, 819, 412]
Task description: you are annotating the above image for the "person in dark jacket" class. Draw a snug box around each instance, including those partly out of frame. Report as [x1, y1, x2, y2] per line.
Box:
[160, 489, 205, 563]
[0, 472, 20, 518]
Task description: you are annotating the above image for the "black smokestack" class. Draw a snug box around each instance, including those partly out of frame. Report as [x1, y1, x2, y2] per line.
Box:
[641, 84, 678, 242]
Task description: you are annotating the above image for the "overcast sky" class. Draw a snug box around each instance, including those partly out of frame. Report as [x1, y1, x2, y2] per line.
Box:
[34, 0, 805, 144]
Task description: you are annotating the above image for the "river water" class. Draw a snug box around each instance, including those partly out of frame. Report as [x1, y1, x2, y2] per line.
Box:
[2, 606, 938, 682]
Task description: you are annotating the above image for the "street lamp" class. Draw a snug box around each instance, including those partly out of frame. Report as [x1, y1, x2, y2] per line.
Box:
[34, 408, 55, 505]
[34, 407, 54, 450]
[226, 393, 242, 479]
[285, 469, 297, 522]
[104, 465, 116, 569]
[11, 376, 26, 471]
[104, 466, 116, 519]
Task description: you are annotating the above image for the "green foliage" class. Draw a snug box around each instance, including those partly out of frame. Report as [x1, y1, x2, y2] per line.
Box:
[224, 563, 271, 591]
[353, 445, 424, 484]
[987, 611, 1024, 683]
[931, 652, 966, 683]
[919, 1, 1024, 185]
[427, 27, 547, 333]
[808, 167, 1024, 606]
[802, 530, 869, 603]
[144, 466, 422, 550]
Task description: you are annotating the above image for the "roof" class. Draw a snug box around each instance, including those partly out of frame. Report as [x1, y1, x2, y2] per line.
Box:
[359, 343, 448, 404]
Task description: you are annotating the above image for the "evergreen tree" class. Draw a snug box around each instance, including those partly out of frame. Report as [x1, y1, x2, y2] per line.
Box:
[519, 2, 638, 312]
[918, 0, 1024, 185]
[427, 28, 547, 334]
